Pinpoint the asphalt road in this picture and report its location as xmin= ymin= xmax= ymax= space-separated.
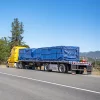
xmin=0 ymin=66 xmax=100 ymax=100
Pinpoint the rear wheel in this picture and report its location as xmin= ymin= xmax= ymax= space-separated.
xmin=58 ymin=64 xmax=66 ymax=73
xmin=87 ymin=71 xmax=91 ymax=75
xmin=80 ymin=71 xmax=84 ymax=74
xmin=44 ymin=63 xmax=49 ymax=71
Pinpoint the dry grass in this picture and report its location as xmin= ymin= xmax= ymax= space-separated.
xmin=92 ymin=68 xmax=100 ymax=75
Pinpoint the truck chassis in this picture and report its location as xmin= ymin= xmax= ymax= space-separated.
xmin=14 ymin=60 xmax=92 ymax=74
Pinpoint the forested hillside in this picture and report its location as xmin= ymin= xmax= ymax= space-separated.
xmin=80 ymin=51 xmax=100 ymax=59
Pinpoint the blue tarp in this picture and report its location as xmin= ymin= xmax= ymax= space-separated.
xmin=19 ymin=46 xmax=79 ymax=61
xmin=19 ymin=48 xmax=36 ymax=60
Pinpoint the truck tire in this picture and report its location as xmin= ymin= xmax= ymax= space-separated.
xmin=80 ymin=71 xmax=84 ymax=74
xmin=87 ymin=71 xmax=91 ymax=75
xmin=16 ymin=63 xmax=20 ymax=68
xmin=14 ymin=63 xmax=18 ymax=68
xmin=44 ymin=63 xmax=49 ymax=71
xmin=58 ymin=64 xmax=66 ymax=73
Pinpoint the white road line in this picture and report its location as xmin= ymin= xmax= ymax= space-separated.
xmin=0 ymin=72 xmax=100 ymax=94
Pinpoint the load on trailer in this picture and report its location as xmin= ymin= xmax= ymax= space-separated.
xmin=7 ymin=46 xmax=92 ymax=74
xmin=19 ymin=46 xmax=79 ymax=61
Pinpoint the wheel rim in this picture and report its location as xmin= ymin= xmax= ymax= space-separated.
xmin=45 ymin=64 xmax=49 ymax=71
xmin=14 ymin=63 xmax=17 ymax=68
xmin=59 ymin=65 xmax=65 ymax=72
xmin=19 ymin=64 xmax=22 ymax=69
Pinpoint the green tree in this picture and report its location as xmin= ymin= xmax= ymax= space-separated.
xmin=0 ymin=18 xmax=29 ymax=64
xmin=0 ymin=37 xmax=10 ymax=64
xmin=10 ymin=18 xmax=24 ymax=49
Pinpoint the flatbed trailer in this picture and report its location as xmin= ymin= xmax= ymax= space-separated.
xmin=16 ymin=60 xmax=92 ymax=74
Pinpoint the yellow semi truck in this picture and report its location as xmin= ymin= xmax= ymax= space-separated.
xmin=7 ymin=46 xmax=92 ymax=74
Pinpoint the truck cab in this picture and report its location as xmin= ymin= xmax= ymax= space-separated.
xmin=7 ymin=46 xmax=26 ymax=67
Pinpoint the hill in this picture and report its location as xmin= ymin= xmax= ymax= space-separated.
xmin=80 ymin=51 xmax=100 ymax=60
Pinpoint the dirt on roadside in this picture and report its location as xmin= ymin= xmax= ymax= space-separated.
xmin=92 ymin=68 xmax=100 ymax=75
xmin=0 ymin=65 xmax=6 ymax=68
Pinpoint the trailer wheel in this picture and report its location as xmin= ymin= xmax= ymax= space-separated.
xmin=58 ymin=64 xmax=66 ymax=73
xmin=19 ymin=63 xmax=22 ymax=69
xmin=44 ymin=63 xmax=49 ymax=71
xmin=87 ymin=71 xmax=91 ymax=75
xmin=80 ymin=71 xmax=84 ymax=74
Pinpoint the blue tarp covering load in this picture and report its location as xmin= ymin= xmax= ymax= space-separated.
xmin=19 ymin=46 xmax=79 ymax=61
xmin=19 ymin=48 xmax=36 ymax=60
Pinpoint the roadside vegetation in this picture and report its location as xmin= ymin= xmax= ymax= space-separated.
xmin=92 ymin=60 xmax=100 ymax=75
xmin=0 ymin=18 xmax=29 ymax=64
